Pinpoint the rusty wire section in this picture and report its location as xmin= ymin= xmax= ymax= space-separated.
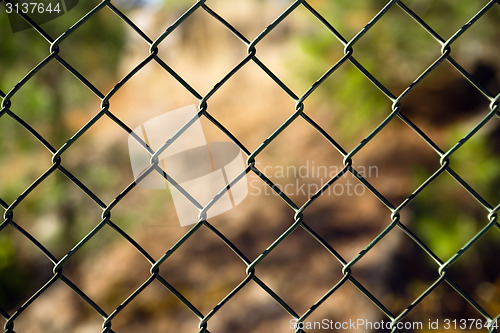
xmin=1 ymin=0 xmax=500 ymax=332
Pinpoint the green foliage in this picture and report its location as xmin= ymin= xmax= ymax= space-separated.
xmin=296 ymin=1 xmax=499 ymax=139
xmin=0 ymin=2 xmax=128 ymax=310
xmin=410 ymin=126 xmax=500 ymax=261
xmin=448 ymin=127 xmax=500 ymax=199
xmin=295 ymin=0 xmax=500 ymax=293
xmin=0 ymin=1 xmax=127 ymax=165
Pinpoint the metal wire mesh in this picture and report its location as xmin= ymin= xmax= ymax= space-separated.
xmin=1 ymin=0 xmax=499 ymax=332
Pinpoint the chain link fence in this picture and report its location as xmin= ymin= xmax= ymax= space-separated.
xmin=1 ymin=0 xmax=500 ymax=332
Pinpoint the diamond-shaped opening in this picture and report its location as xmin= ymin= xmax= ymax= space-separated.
xmin=302 ymin=172 xmax=392 ymax=263
xmin=0 ymin=116 xmax=54 ymax=205
xmin=0 ymin=15 xmax=48 ymax=91
xmin=107 ymin=183 xmax=183 ymax=252
xmin=402 ymin=0 xmax=491 ymax=39
xmin=158 ymin=225 xmax=248 ymax=314
xmin=446 ymin=226 xmax=500 ymax=317
xmin=58 ymin=113 xmax=134 ymax=204
xmin=352 ymin=3 xmax=443 ymax=95
xmin=447 ymin=115 xmax=500 ymax=205
xmin=111 ymin=278 xmax=201 ymax=332
xmin=350 ymin=227 xmax=441 ymax=316
xmin=405 ymin=171 xmax=490 ymax=261
xmin=9 ymin=279 xmax=103 ymax=333
xmin=254 ymin=115 xmax=345 ymax=207
xmin=209 ymin=177 xmax=295 ymax=262
xmin=254 ymin=225 xmax=345 ymax=315
xmin=107 ymin=60 xmax=200 ymax=130
xmin=403 ymin=281 xmax=495 ymax=333
xmin=255 ymin=3 xmax=346 ymax=96
xmin=6 ymin=58 xmax=102 ymax=149
xmin=351 ymin=116 xmax=442 ymax=207
xmin=0 ymin=223 xmax=55 ymax=313
xmin=304 ymin=60 xmax=393 ymax=152
xmin=10 ymin=170 xmax=103 ymax=259
xmin=63 ymin=224 xmax=153 ymax=314
xmin=400 ymin=61 xmax=493 ymax=149
xmin=297 ymin=281 xmax=388 ymax=333
xmin=207 ymin=280 xmax=292 ymax=333
xmin=447 ymin=4 xmax=500 ymax=95
xmin=55 ymin=4 xmax=137 ymax=92
xmin=207 ymin=0 xmax=295 ymax=41
xmin=155 ymin=6 xmax=249 ymax=96
xmin=207 ymin=60 xmax=296 ymax=151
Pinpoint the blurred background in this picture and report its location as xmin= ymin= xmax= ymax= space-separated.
xmin=1 ymin=0 xmax=499 ymax=332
